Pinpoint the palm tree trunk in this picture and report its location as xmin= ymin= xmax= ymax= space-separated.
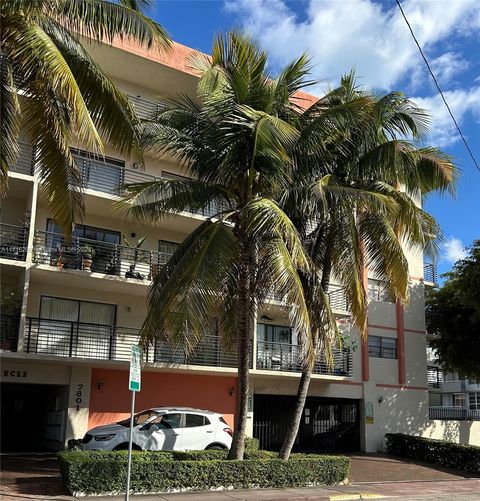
xmin=278 ymin=362 xmax=313 ymax=459
xmin=228 ymin=246 xmax=253 ymax=460
xmin=278 ymin=236 xmax=334 ymax=460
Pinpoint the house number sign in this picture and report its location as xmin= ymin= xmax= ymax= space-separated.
xmin=76 ymin=384 xmax=83 ymax=411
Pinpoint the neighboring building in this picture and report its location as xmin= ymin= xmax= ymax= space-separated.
xmin=0 ymin=38 xmax=436 ymax=453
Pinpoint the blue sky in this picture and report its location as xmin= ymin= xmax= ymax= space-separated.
xmin=150 ymin=0 xmax=479 ymax=276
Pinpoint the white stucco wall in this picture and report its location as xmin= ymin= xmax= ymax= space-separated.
xmin=422 ymin=420 xmax=480 ymax=447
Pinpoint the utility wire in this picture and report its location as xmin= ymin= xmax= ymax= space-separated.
xmin=395 ymin=0 xmax=480 ymax=174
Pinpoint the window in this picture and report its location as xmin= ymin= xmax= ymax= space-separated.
xmin=469 ymin=393 xmax=480 ymax=410
xmin=160 ymin=413 xmax=182 ymax=429
xmin=257 ymin=324 xmax=293 ymax=345
xmin=185 ymin=414 xmax=210 ymax=427
xmin=368 ymin=336 xmax=397 ymax=359
xmin=367 ymin=279 xmax=394 ymax=303
xmin=454 ymin=394 xmax=466 ymax=408
xmin=158 ymin=240 xmax=179 ymax=266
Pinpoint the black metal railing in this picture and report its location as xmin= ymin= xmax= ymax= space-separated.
xmin=427 ymin=365 xmax=443 ymax=388
xmin=24 ymin=318 xmax=241 ymax=368
xmin=153 ymin=337 xmax=240 ymax=368
xmin=424 ymin=262 xmax=437 ymax=284
xmin=0 ymin=314 xmax=20 ymax=351
xmin=127 ymin=95 xmax=166 ymax=120
xmin=33 ymin=230 xmax=167 ymax=280
xmin=9 ymin=141 xmax=35 ymax=176
xmin=429 ymin=407 xmax=480 ymax=421
xmin=0 ymin=223 xmax=28 ymax=261
xmin=256 ymin=341 xmax=352 ymax=377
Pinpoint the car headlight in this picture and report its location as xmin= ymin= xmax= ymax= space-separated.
xmin=94 ymin=434 xmax=116 ymax=442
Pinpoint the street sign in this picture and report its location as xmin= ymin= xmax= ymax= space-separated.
xmin=125 ymin=345 xmax=141 ymax=501
xmin=129 ymin=345 xmax=141 ymax=392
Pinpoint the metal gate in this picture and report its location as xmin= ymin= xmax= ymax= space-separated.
xmin=253 ymin=394 xmax=360 ymax=452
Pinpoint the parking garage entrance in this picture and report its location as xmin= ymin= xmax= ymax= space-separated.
xmin=0 ymin=382 xmax=69 ymax=451
xmin=253 ymin=394 xmax=361 ymax=452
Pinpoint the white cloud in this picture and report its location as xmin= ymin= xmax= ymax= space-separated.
xmin=430 ymin=52 xmax=469 ymax=85
xmin=225 ymin=0 xmax=479 ymax=91
xmin=441 ymin=236 xmax=467 ymax=264
xmin=412 ymin=87 xmax=480 ymax=147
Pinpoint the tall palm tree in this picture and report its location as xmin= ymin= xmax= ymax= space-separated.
xmin=1 ymin=0 xmax=170 ymax=236
xmin=119 ymin=32 xmax=354 ymax=460
xmin=277 ymin=73 xmax=457 ymax=459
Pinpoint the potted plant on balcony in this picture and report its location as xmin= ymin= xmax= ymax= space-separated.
xmin=122 ymin=235 xmax=147 ymax=279
xmin=80 ymin=245 xmax=95 ymax=272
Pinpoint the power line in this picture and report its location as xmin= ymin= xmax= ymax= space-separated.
xmin=395 ymin=0 xmax=480 ymax=174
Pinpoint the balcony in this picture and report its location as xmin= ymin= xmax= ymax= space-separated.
xmin=127 ymin=95 xmax=166 ymax=120
xmin=9 ymin=141 xmax=35 ymax=176
xmin=427 ymin=365 xmax=443 ymax=388
xmin=0 ymin=223 xmax=28 ymax=261
xmin=33 ymin=230 xmax=166 ymax=281
xmin=256 ymin=341 xmax=352 ymax=377
xmin=429 ymin=406 xmax=480 ymax=421
xmin=24 ymin=318 xmax=239 ymax=369
xmin=0 ymin=314 xmax=20 ymax=351
xmin=423 ymin=262 xmax=437 ymax=285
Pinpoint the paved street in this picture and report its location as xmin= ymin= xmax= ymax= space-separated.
xmin=1 ymin=453 xmax=479 ymax=501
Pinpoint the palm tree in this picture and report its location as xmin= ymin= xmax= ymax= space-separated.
xmin=1 ymin=0 xmax=170 ymax=236
xmin=119 ymin=32 xmax=349 ymax=459
xmin=277 ymin=73 xmax=457 ymax=459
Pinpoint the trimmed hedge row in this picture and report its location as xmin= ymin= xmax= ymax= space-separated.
xmin=385 ymin=433 xmax=480 ymax=473
xmin=58 ymin=450 xmax=350 ymax=495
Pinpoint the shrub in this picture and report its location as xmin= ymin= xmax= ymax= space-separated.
xmin=58 ymin=450 xmax=350 ymax=495
xmin=385 ymin=433 xmax=480 ymax=473
xmin=244 ymin=436 xmax=260 ymax=451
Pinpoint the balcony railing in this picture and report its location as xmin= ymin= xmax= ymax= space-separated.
xmin=424 ymin=262 xmax=437 ymax=285
xmin=427 ymin=365 xmax=443 ymax=388
xmin=24 ymin=318 xmax=240 ymax=368
xmin=256 ymin=340 xmax=352 ymax=377
xmin=9 ymin=141 xmax=35 ymax=176
xmin=0 ymin=223 xmax=28 ymax=261
xmin=0 ymin=314 xmax=20 ymax=351
xmin=33 ymin=230 xmax=167 ymax=280
xmin=127 ymin=95 xmax=166 ymax=120
xmin=429 ymin=406 xmax=480 ymax=421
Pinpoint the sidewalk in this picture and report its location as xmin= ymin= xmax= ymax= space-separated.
xmin=84 ymin=479 xmax=480 ymax=501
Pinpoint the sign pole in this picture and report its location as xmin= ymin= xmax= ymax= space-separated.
xmin=125 ymin=345 xmax=141 ymax=501
xmin=125 ymin=389 xmax=136 ymax=501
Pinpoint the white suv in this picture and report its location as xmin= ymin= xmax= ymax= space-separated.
xmin=80 ymin=407 xmax=233 ymax=451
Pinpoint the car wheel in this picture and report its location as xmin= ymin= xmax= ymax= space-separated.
xmin=206 ymin=444 xmax=226 ymax=450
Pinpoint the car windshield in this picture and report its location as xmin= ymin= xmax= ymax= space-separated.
xmin=117 ymin=410 xmax=159 ymax=427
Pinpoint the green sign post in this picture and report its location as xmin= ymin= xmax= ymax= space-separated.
xmin=125 ymin=345 xmax=141 ymax=501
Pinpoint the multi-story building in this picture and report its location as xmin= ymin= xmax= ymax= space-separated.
xmin=0 ymin=38 xmax=437 ymax=453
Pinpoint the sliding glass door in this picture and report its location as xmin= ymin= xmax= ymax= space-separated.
xmin=37 ymin=297 xmax=116 ymax=359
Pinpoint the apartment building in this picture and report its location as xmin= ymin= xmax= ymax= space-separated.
xmin=0 ymin=38 xmax=436 ymax=453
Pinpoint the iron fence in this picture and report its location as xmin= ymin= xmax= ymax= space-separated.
xmin=256 ymin=340 xmax=352 ymax=377
xmin=429 ymin=406 xmax=480 ymax=421
xmin=0 ymin=223 xmax=28 ymax=261
xmin=33 ymin=230 xmax=166 ymax=280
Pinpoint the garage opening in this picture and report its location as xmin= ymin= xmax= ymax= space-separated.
xmin=0 ymin=383 xmax=68 ymax=452
xmin=253 ymin=394 xmax=360 ymax=452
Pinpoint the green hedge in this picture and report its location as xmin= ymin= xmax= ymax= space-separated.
xmin=385 ymin=433 xmax=480 ymax=473
xmin=58 ymin=450 xmax=350 ymax=495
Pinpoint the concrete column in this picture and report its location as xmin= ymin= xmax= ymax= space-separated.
xmin=65 ymin=366 xmax=92 ymax=446
xmin=361 ymin=380 xmax=378 ymax=452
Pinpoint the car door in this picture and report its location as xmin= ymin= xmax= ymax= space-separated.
xmin=180 ymin=413 xmax=215 ymax=450
xmin=140 ymin=413 xmax=182 ymax=451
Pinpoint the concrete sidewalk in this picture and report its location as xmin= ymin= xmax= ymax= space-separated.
xmin=84 ymin=479 xmax=480 ymax=501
